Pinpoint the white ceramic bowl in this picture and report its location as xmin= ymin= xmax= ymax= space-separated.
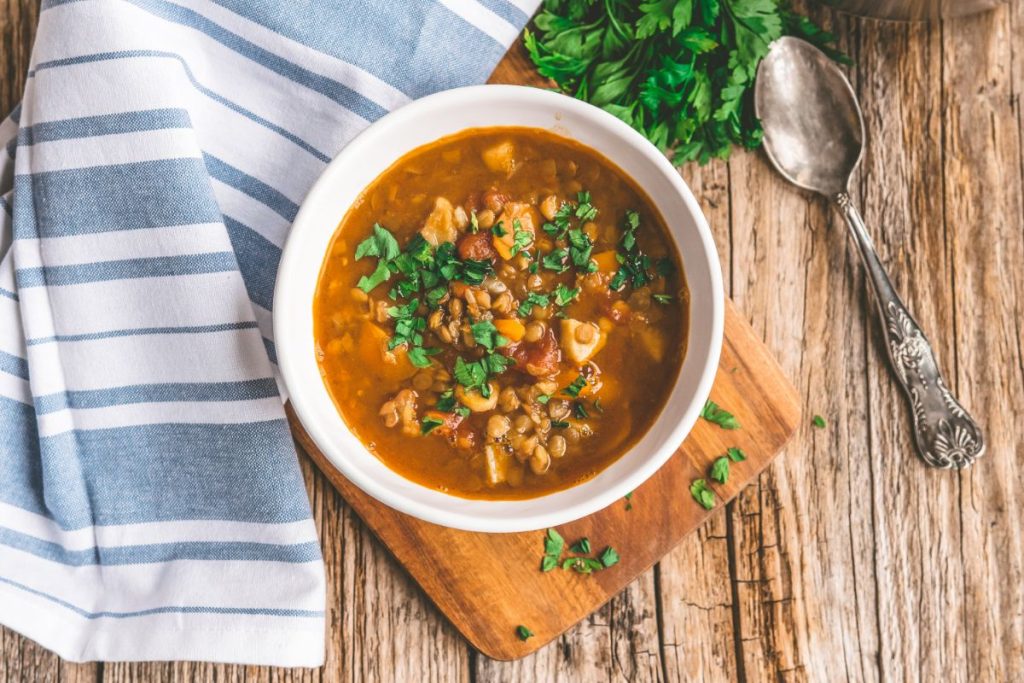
xmin=275 ymin=85 xmax=723 ymax=533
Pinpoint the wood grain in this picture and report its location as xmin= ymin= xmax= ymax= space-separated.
xmin=288 ymin=298 xmax=801 ymax=661
xmin=3 ymin=0 xmax=1024 ymax=680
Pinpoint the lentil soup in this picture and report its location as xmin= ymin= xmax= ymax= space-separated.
xmin=313 ymin=127 xmax=688 ymax=499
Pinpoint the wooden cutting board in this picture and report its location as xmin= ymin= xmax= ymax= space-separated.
xmin=285 ymin=43 xmax=800 ymax=661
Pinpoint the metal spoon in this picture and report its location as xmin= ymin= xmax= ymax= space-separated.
xmin=754 ymin=36 xmax=984 ymax=469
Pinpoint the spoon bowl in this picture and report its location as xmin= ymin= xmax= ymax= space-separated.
xmin=755 ymin=36 xmax=864 ymax=198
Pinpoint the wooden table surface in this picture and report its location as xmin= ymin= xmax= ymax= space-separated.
xmin=2 ymin=1 xmax=1022 ymax=681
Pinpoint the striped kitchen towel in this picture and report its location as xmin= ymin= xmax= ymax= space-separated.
xmin=0 ymin=0 xmax=538 ymax=666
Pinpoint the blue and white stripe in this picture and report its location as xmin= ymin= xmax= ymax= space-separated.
xmin=0 ymin=0 xmax=537 ymax=665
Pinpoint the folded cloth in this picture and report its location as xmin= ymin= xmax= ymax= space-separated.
xmin=0 ymin=0 xmax=538 ymax=666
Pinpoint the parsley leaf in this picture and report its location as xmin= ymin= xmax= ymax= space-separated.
xmin=727 ymin=446 xmax=746 ymax=462
xmin=518 ymin=292 xmax=550 ymax=317
xmin=421 ymin=415 xmax=445 ymax=435
xmin=700 ymin=400 xmax=739 ymax=429
xmin=812 ymin=414 xmax=827 ymax=429
xmin=710 ymin=456 xmax=730 ymax=483
xmin=570 ymin=538 xmax=591 ymax=554
xmin=563 ymin=374 xmax=587 ymax=397
xmin=492 ymin=221 xmax=507 ymax=237
xmin=653 ymin=293 xmax=674 ymax=304
xmin=544 ymin=528 xmax=564 ymax=557
xmin=599 ymin=546 xmax=620 ymax=568
xmin=690 ymin=478 xmax=716 ymax=510
xmin=516 ymin=625 xmax=534 ymax=641
xmin=470 ymin=320 xmax=509 ymax=352
xmin=553 ymin=284 xmax=580 ymax=307
xmin=354 ymin=223 xmax=400 ymax=261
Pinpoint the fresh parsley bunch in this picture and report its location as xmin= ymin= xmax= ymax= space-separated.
xmin=524 ymin=0 xmax=846 ymax=164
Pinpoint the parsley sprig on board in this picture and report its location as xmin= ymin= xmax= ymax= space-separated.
xmin=524 ymin=0 xmax=846 ymax=164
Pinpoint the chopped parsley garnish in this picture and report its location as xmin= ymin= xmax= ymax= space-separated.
xmin=573 ymin=401 xmax=588 ymax=419
xmin=569 ymin=537 xmax=591 ymax=554
xmin=610 ymin=211 xmax=654 ymax=291
xmin=406 ymin=346 xmax=440 ymax=368
xmin=540 ymin=528 xmax=620 ymax=577
xmin=710 ymin=456 xmax=730 ymax=484
xmin=536 ymin=394 xmax=552 ymax=405
xmin=518 ymin=292 xmax=550 ymax=317
xmin=421 ymin=416 xmax=444 ymax=435
xmin=540 ymin=528 xmax=564 ymax=571
xmin=510 ymin=219 xmax=532 ymax=257
xmin=551 ymin=420 xmax=570 ymax=429
xmin=690 ymin=479 xmax=715 ymax=510
xmin=652 ymin=293 xmax=673 ymax=304
xmin=727 ymin=447 xmax=746 ymax=462
xmin=575 ymin=191 xmax=598 ymax=222
xmin=356 ymin=260 xmax=392 ymax=293
xmin=621 ymin=210 xmax=639 ymax=251
xmin=542 ymin=202 xmax=574 ymax=239
xmin=655 ymin=257 xmax=675 ymax=277
xmin=624 ymin=491 xmax=633 ymax=511
xmin=470 ymin=320 xmax=509 ymax=352
xmin=567 ymin=228 xmax=596 ymax=271
xmin=454 ymin=353 xmax=513 ymax=398
xmin=599 ymin=546 xmax=620 ymax=568
xmin=469 ymin=210 xmax=479 ymax=233
xmin=553 ymin=284 xmax=580 ymax=307
xmin=701 ymin=400 xmax=739 ymax=429
xmin=812 ymin=415 xmax=827 ymax=429
xmin=562 ymin=374 xmax=587 ymax=397
xmin=436 ymin=390 xmax=457 ymax=412
xmin=354 ymin=223 xmax=400 ymax=261
xmin=491 ymin=221 xmax=507 ymax=237
xmin=516 ymin=625 xmax=534 ymax=641
xmin=542 ymin=247 xmax=569 ymax=273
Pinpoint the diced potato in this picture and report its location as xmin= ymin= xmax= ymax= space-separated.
xmin=492 ymin=202 xmax=539 ymax=260
xmin=636 ymin=327 xmax=667 ymax=362
xmin=494 ymin=318 xmax=526 ymax=342
xmin=560 ymin=318 xmax=606 ymax=364
xmin=358 ymin=323 xmax=417 ymax=382
xmin=456 ymin=382 xmax=499 ymax=412
xmin=420 ymin=197 xmax=458 ymax=246
xmin=481 ymin=140 xmax=517 ymax=177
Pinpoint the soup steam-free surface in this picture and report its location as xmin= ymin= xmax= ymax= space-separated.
xmin=314 ymin=127 xmax=687 ymax=499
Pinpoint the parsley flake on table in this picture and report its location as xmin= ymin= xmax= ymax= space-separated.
xmin=812 ymin=414 xmax=827 ymax=429
xmin=624 ymin=490 xmax=634 ymax=511
xmin=599 ymin=546 xmax=620 ymax=568
xmin=727 ymin=447 xmax=746 ymax=462
xmin=701 ymin=400 xmax=740 ymax=429
xmin=523 ymin=0 xmax=846 ymax=164
xmin=710 ymin=456 xmax=730 ymax=484
xmin=569 ymin=537 xmax=591 ymax=554
xmin=690 ymin=478 xmax=716 ymax=510
xmin=516 ymin=625 xmax=534 ymax=641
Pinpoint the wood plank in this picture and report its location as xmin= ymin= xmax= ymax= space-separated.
xmin=856 ymin=13 xmax=966 ymax=683
xmin=942 ymin=4 xmax=1024 ymax=680
xmin=723 ymin=5 xmax=885 ymax=680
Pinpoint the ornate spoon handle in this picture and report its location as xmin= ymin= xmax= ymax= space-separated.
xmin=835 ymin=192 xmax=985 ymax=468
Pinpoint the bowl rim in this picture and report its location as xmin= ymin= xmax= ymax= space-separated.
xmin=275 ymin=84 xmax=724 ymax=533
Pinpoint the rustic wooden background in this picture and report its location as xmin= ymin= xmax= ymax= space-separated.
xmin=2 ymin=1 xmax=1022 ymax=681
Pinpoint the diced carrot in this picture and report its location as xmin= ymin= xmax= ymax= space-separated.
xmin=593 ymin=250 xmax=618 ymax=273
xmin=450 ymin=281 xmax=468 ymax=297
xmin=492 ymin=233 xmax=514 ymax=260
xmin=494 ymin=318 xmax=526 ymax=342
